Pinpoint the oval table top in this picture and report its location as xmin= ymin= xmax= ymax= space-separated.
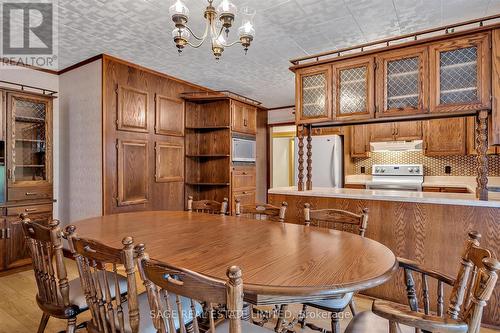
xmin=72 ymin=211 xmax=397 ymax=304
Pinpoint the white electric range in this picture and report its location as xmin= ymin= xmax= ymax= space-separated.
xmin=365 ymin=164 xmax=424 ymax=192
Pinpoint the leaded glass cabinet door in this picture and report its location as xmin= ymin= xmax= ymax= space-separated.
xmin=7 ymin=93 xmax=52 ymax=187
xmin=430 ymin=33 xmax=490 ymax=113
xmin=296 ymin=66 xmax=332 ymax=124
xmin=376 ymin=47 xmax=428 ymax=116
xmin=333 ymin=57 xmax=374 ymax=120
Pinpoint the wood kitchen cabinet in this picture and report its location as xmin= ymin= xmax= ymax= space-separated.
xmin=332 ymin=57 xmax=375 ymax=120
xmin=296 ymin=65 xmax=332 ymax=124
xmin=6 ymin=92 xmax=53 ymax=201
xmin=369 ymin=121 xmax=422 ymax=142
xmin=423 ymin=117 xmax=467 ymax=156
xmin=232 ymin=100 xmax=256 ymax=135
xmin=429 ymin=33 xmax=491 ymax=113
xmin=232 ymin=190 xmax=256 ymax=213
xmin=350 ymin=125 xmax=370 ymax=157
xmin=376 ymin=47 xmax=428 ymax=116
xmin=231 ymin=166 xmax=256 ymax=213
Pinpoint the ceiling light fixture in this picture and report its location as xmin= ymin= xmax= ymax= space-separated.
xmin=169 ymin=0 xmax=255 ymax=60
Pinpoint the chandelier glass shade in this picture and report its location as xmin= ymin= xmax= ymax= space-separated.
xmin=169 ymin=0 xmax=255 ymax=60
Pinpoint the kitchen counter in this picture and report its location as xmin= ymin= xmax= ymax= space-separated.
xmin=268 ymin=185 xmax=500 ymax=208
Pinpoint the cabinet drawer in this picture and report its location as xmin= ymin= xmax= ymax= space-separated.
xmin=7 ymin=204 xmax=53 ymax=217
xmin=344 ymin=184 xmax=366 ymax=189
xmin=232 ymin=190 xmax=256 ymax=212
xmin=8 ymin=186 xmax=52 ymax=201
xmin=232 ymin=166 xmax=256 ymax=190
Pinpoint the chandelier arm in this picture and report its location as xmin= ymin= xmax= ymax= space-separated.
xmin=221 ymin=39 xmax=242 ymax=48
xmin=186 ymin=39 xmax=206 ymax=48
xmin=184 ymin=22 xmax=209 ymax=41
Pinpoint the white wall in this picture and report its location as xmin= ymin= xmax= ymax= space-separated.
xmin=0 ymin=64 xmax=60 ymax=218
xmin=59 ymin=60 xmax=102 ymax=223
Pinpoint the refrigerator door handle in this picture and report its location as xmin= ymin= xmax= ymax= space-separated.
xmin=331 ymin=141 xmax=336 ymax=187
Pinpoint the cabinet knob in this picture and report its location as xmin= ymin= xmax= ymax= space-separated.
xmin=25 ymin=192 xmax=38 ymax=196
xmin=25 ymin=208 xmax=38 ymax=212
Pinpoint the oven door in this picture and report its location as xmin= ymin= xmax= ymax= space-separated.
xmin=366 ymin=182 xmax=422 ymax=192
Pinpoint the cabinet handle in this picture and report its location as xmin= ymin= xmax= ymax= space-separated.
xmin=244 ymin=119 xmax=248 ymax=127
xmin=242 ymin=172 xmax=247 ymax=175
xmin=6 ymin=228 xmax=10 ymax=239
xmin=242 ymin=191 xmax=247 ymax=194
xmin=25 ymin=208 xmax=38 ymax=212
xmin=25 ymin=192 xmax=38 ymax=196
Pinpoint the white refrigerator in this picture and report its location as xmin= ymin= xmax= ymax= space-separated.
xmin=294 ymin=135 xmax=344 ymax=188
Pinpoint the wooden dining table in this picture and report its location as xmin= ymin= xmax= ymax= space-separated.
xmin=72 ymin=211 xmax=398 ymax=305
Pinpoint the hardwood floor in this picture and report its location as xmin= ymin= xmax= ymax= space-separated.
xmin=0 ymin=261 xmax=497 ymax=333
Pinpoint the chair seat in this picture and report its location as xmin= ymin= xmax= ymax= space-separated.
xmin=216 ymin=319 xmax=273 ymax=333
xmin=345 ymin=311 xmax=415 ymax=333
xmin=121 ymin=292 xmax=203 ymax=332
xmin=305 ymin=292 xmax=354 ymax=311
xmin=66 ymin=272 xmax=128 ymax=310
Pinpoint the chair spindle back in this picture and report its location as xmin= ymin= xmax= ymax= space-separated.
xmin=303 ymin=203 xmax=369 ymax=236
xmin=235 ymin=200 xmax=288 ymax=222
xmin=135 ymin=244 xmax=243 ymax=333
xmin=399 ymin=231 xmax=499 ymax=333
xmin=21 ymin=215 xmax=73 ymax=312
xmin=187 ymin=196 xmax=229 ymax=215
xmin=65 ymin=225 xmax=139 ymax=333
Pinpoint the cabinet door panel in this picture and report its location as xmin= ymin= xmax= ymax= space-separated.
xmin=117 ymin=139 xmax=149 ymax=206
xmin=424 ymin=118 xmax=466 ymax=156
xmin=155 ymin=95 xmax=184 ymax=136
xmin=370 ymin=123 xmax=395 ymax=142
xmin=231 ymin=102 xmax=245 ymax=133
xmin=155 ymin=142 xmax=184 ymax=182
xmin=395 ymin=121 xmax=422 ymax=141
xmin=333 ymin=57 xmax=374 ymax=120
xmin=296 ymin=66 xmax=332 ymax=124
xmin=376 ymin=47 xmax=428 ymax=116
xmin=117 ymin=85 xmax=148 ymax=133
xmin=430 ymin=33 xmax=490 ymax=113
xmin=5 ymin=218 xmax=31 ymax=269
xmin=7 ymin=93 xmax=52 ymax=188
xmin=350 ymin=125 xmax=370 ymax=157
xmin=244 ymin=106 xmax=257 ymax=134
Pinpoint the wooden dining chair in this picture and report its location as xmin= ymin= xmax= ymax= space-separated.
xmin=21 ymin=215 xmax=89 ymax=333
xmin=345 ymin=231 xmax=500 ymax=333
xmin=298 ymin=203 xmax=369 ymax=333
xmin=65 ymin=226 xmax=141 ymax=333
xmin=235 ymin=200 xmax=288 ymax=222
xmin=135 ymin=243 xmax=272 ymax=333
xmin=187 ymin=196 xmax=229 ymax=215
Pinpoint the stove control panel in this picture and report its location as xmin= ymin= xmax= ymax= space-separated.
xmin=372 ymin=164 xmax=423 ymax=176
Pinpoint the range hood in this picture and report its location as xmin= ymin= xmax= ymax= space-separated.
xmin=370 ymin=140 xmax=423 ymax=152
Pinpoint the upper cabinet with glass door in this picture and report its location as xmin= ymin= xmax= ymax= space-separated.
xmin=332 ymin=57 xmax=375 ymax=121
xmin=429 ymin=33 xmax=490 ymax=113
xmin=7 ymin=93 xmax=52 ymax=190
xmin=296 ymin=65 xmax=332 ymax=124
xmin=376 ymin=47 xmax=428 ymax=116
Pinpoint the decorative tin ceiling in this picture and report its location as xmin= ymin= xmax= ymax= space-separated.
xmin=55 ymin=0 xmax=500 ymax=107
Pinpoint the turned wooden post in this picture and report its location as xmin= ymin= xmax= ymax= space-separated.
xmin=475 ymin=110 xmax=489 ymax=200
xmin=297 ymin=125 xmax=305 ymax=191
xmin=227 ymin=266 xmax=243 ymax=333
xmin=306 ymin=124 xmax=313 ymax=191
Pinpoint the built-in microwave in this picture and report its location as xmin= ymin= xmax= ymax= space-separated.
xmin=232 ymin=137 xmax=256 ymax=163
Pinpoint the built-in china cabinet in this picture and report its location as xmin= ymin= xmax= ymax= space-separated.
xmin=0 ymin=89 xmax=54 ymax=272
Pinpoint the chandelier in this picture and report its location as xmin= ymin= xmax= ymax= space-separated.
xmin=169 ymin=0 xmax=255 ymax=60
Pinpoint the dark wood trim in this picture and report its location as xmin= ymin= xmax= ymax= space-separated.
xmin=0 ymin=57 xmax=58 ymax=75
xmin=267 ymin=105 xmax=295 ymax=111
xmin=290 ymin=22 xmax=500 ymax=71
xmin=57 ymin=54 xmax=104 ymax=75
xmin=290 ymin=14 xmax=500 ymax=67
xmin=309 ymin=109 xmax=486 ymax=128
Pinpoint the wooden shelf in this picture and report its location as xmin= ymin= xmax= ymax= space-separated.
xmin=185 ymin=182 xmax=230 ymax=186
xmin=16 ymin=139 xmax=45 ymax=143
xmin=15 ymin=116 xmax=45 ymax=123
xmin=17 ymin=165 xmax=45 ymax=167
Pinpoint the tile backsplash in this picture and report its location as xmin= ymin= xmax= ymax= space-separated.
xmin=353 ymin=151 xmax=500 ymax=176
